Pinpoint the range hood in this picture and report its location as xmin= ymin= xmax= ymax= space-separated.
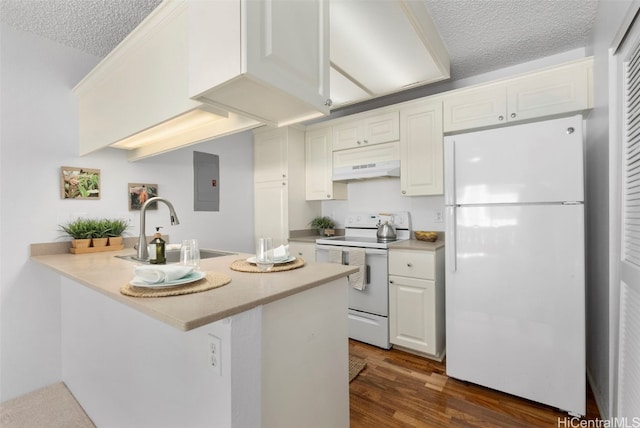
xmin=332 ymin=160 xmax=401 ymax=181
xmin=332 ymin=141 xmax=401 ymax=182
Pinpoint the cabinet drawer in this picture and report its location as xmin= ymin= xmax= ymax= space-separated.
xmin=288 ymin=241 xmax=316 ymax=261
xmin=389 ymin=250 xmax=435 ymax=279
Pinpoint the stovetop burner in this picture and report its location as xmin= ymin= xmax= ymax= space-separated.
xmin=315 ymin=211 xmax=411 ymax=249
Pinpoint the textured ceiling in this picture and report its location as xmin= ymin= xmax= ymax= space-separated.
xmin=424 ymin=0 xmax=598 ymax=79
xmin=0 ymin=0 xmax=598 ymax=80
xmin=0 ymin=0 xmax=163 ymax=58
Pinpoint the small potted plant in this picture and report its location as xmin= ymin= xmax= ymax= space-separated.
xmin=91 ymin=219 xmax=111 ymax=247
xmin=310 ymin=216 xmax=335 ymax=236
xmin=106 ymin=218 xmax=129 ymax=247
xmin=59 ymin=218 xmax=95 ymax=248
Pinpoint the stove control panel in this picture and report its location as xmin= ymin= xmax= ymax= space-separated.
xmin=344 ymin=212 xmax=410 ymax=230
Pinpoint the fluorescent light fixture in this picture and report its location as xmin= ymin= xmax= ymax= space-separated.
xmin=111 ymin=108 xmax=227 ymax=149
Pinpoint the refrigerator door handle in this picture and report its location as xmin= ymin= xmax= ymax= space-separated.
xmin=446 ymin=206 xmax=457 ymax=273
xmin=444 ymin=137 xmax=456 ymax=206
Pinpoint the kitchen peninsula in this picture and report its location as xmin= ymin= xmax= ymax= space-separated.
xmin=31 ymin=245 xmax=357 ymax=428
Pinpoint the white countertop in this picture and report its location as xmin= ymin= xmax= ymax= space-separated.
xmin=31 ymin=246 xmax=356 ymax=332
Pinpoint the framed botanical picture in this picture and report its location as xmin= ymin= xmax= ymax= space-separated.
xmin=61 ymin=167 xmax=101 ymax=199
xmin=129 ymin=183 xmax=158 ymax=210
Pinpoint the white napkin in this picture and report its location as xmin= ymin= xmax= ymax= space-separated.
xmin=133 ymin=265 xmax=195 ymax=284
xmin=328 ymin=248 xmax=343 ymax=264
xmin=347 ymin=248 xmax=366 ymax=291
xmin=272 ymin=244 xmax=290 ymax=261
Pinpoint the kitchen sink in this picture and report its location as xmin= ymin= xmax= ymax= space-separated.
xmin=116 ymin=249 xmax=236 ymax=263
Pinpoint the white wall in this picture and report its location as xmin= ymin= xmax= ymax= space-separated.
xmin=0 ymin=24 xmax=255 ymax=401
xmin=322 ymin=179 xmax=445 ymax=232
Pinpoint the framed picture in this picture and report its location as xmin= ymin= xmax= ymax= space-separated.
xmin=61 ymin=167 xmax=101 ymax=199
xmin=129 ymin=183 xmax=158 ymax=210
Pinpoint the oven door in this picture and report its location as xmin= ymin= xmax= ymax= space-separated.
xmin=316 ymin=245 xmax=389 ymax=317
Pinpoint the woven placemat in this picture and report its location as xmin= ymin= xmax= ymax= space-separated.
xmin=230 ymin=257 xmax=305 ymax=273
xmin=120 ymin=272 xmax=231 ymax=298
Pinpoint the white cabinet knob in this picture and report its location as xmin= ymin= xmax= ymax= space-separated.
xmin=510 ymin=113 xmax=516 ymax=118
xmin=498 ymin=115 xmax=504 ymax=121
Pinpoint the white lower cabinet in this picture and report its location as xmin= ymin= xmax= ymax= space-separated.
xmin=288 ymin=241 xmax=316 ymax=261
xmin=389 ymin=247 xmax=445 ymax=360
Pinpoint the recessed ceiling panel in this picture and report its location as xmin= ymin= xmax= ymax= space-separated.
xmin=330 ymin=0 xmax=449 ymax=101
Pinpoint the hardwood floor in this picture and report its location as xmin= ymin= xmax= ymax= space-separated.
xmin=349 ymin=340 xmax=601 ymax=427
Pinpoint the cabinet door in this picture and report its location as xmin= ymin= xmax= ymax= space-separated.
xmin=333 ymin=111 xmax=399 ymax=151
xmin=254 ymin=180 xmax=288 ymax=244
xmin=363 ymin=111 xmax=399 ymax=145
xmin=443 ymin=84 xmax=507 ymax=133
xmin=506 ymin=63 xmax=589 ymax=122
xmin=190 ymin=0 xmax=330 ymax=126
xmin=245 ymin=0 xmax=330 ymax=119
xmin=400 ymin=100 xmax=444 ymax=196
xmin=389 ymin=275 xmax=436 ymax=355
xmin=254 ymin=128 xmax=287 ymax=182
xmin=332 ymin=120 xmax=363 ymax=151
xmin=305 ymin=128 xmax=347 ymax=200
xmin=288 ymin=241 xmax=316 ymax=261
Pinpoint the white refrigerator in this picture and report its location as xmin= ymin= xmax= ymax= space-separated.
xmin=444 ymin=115 xmax=586 ymax=416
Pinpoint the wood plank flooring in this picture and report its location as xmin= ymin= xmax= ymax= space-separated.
xmin=349 ymin=340 xmax=601 ymax=427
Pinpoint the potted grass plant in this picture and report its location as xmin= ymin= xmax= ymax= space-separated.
xmin=106 ymin=218 xmax=129 ymax=247
xmin=59 ymin=218 xmax=95 ymax=248
xmin=91 ymin=219 xmax=111 ymax=247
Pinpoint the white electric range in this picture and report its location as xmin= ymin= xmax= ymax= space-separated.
xmin=316 ymin=212 xmax=411 ymax=348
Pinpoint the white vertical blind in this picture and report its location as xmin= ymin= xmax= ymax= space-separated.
xmin=625 ymin=38 xmax=640 ymax=268
xmin=618 ymin=282 xmax=640 ymax=417
xmin=618 ymin=21 xmax=640 ymax=419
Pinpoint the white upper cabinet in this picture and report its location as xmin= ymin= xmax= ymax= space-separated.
xmin=189 ymin=0 xmax=330 ymax=127
xmin=400 ymin=100 xmax=443 ymax=196
xmin=443 ymin=57 xmax=593 ymax=133
xmin=332 ymin=111 xmax=400 ymax=151
xmin=305 ymin=127 xmax=347 ymax=201
xmin=254 ymin=129 xmax=288 ymax=183
xmin=254 ymin=126 xmax=320 ymax=243
xmin=74 ymin=0 xmax=329 ymax=160
xmin=74 ymin=2 xmax=261 ymax=160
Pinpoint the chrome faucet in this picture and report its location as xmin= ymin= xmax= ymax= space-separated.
xmin=135 ymin=197 xmax=180 ymax=261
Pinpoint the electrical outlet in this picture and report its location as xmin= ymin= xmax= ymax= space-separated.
xmin=208 ymin=334 xmax=222 ymax=376
xmin=434 ymin=210 xmax=444 ymax=223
